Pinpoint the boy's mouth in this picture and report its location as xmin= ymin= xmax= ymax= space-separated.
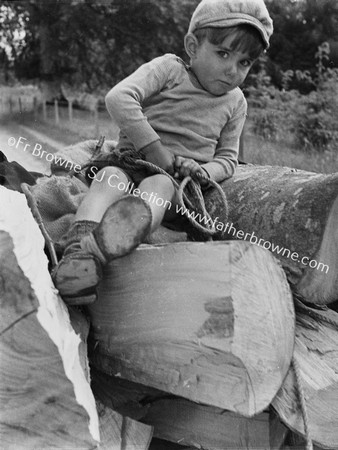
xmin=218 ymin=80 xmax=232 ymax=89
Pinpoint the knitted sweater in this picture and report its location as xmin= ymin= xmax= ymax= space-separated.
xmin=105 ymin=54 xmax=247 ymax=182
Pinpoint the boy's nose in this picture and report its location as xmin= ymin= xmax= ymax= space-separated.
xmin=224 ymin=62 xmax=237 ymax=77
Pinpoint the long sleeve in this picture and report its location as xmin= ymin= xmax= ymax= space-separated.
xmin=201 ymin=95 xmax=247 ymax=182
xmin=105 ymin=54 xmax=248 ymax=179
xmin=105 ymin=55 xmax=174 ymax=151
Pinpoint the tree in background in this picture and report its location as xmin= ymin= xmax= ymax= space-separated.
xmin=1 ymin=0 xmax=198 ymax=95
xmin=1 ymin=0 xmax=337 ymax=95
xmin=266 ymin=0 xmax=338 ymax=91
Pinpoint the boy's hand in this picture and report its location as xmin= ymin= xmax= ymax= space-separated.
xmin=141 ymin=141 xmax=175 ymax=175
xmin=174 ymin=156 xmax=209 ymax=185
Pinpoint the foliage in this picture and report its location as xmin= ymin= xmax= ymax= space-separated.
xmin=265 ymin=0 xmax=338 ymax=91
xmin=1 ymin=0 xmax=338 ymax=157
xmin=2 ymin=0 xmax=338 ymax=97
xmin=1 ymin=0 xmax=198 ymax=92
xmin=293 ymin=68 xmax=338 ymax=151
xmin=247 ymin=42 xmax=338 ymax=152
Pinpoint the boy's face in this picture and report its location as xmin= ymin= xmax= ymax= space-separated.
xmin=188 ymin=33 xmax=255 ymax=96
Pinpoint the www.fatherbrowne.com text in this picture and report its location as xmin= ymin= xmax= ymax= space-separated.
xmin=88 ymin=169 xmax=329 ymax=274
xmin=8 ymin=137 xmax=329 ymax=275
xmin=176 ymin=203 xmax=329 ymax=273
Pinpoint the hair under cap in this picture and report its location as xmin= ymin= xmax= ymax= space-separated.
xmin=188 ymin=0 xmax=273 ymax=49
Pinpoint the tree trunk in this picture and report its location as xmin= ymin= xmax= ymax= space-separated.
xmin=204 ymin=164 xmax=338 ymax=305
xmin=272 ymin=300 xmax=338 ymax=449
xmin=88 ymin=240 xmax=295 ymax=417
xmin=0 ymin=186 xmax=152 ymax=449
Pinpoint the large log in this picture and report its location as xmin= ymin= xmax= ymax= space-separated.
xmin=0 ymin=186 xmax=152 ymax=449
xmin=0 ymin=187 xmax=99 ymax=448
xmin=204 ymin=164 xmax=338 ymax=305
xmin=39 ymin=139 xmax=338 ymax=304
xmin=272 ymin=300 xmax=338 ymax=449
xmin=88 ymin=240 xmax=295 ymax=417
xmin=91 ymin=368 xmax=273 ymax=450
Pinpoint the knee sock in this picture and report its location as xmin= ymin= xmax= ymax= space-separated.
xmin=64 ymin=220 xmax=99 ymax=248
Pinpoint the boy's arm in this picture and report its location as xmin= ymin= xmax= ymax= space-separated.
xmin=141 ymin=140 xmax=175 ymax=175
xmin=201 ymin=96 xmax=247 ymax=183
xmin=105 ymin=55 xmax=173 ymax=153
xmin=105 ymin=55 xmax=177 ymax=173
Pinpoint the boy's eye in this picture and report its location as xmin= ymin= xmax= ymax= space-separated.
xmin=217 ymin=51 xmax=229 ymax=59
xmin=241 ymin=59 xmax=253 ymax=68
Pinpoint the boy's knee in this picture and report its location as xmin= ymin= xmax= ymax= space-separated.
xmin=103 ymin=166 xmax=129 ymax=180
xmin=91 ymin=167 xmax=129 ymax=188
xmin=151 ymin=174 xmax=175 ymax=191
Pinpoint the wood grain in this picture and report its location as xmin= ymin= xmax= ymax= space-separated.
xmin=88 ymin=240 xmax=295 ymax=417
xmin=272 ymin=304 xmax=338 ymax=449
xmin=0 ymin=185 xmax=99 ymax=448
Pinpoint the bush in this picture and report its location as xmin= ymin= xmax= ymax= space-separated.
xmin=251 ymin=111 xmax=279 ymax=141
xmin=246 ymin=46 xmax=338 ymax=152
xmin=294 ymin=70 xmax=338 ymax=151
xmin=295 ymin=109 xmax=337 ymax=151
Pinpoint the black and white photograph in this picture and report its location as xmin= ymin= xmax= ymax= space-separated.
xmin=0 ymin=0 xmax=338 ymax=449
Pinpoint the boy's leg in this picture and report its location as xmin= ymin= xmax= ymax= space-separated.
xmin=60 ymin=166 xmax=129 ymax=251
xmin=137 ymin=174 xmax=188 ymax=243
xmin=76 ymin=166 xmax=128 ymax=222
xmin=59 ymin=166 xmax=130 ymax=252
xmin=53 ymin=167 xmax=152 ymax=304
xmin=137 ymin=174 xmax=176 ymax=231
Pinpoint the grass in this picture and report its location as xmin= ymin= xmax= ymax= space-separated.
xmin=242 ymin=122 xmax=338 ymax=174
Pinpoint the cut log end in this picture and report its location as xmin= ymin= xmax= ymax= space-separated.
xmin=88 ymin=240 xmax=295 ymax=417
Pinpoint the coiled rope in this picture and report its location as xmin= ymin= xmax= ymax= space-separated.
xmin=88 ymin=145 xmax=229 ymax=238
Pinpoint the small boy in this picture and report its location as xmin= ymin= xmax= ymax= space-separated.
xmin=53 ymin=0 xmax=273 ymax=305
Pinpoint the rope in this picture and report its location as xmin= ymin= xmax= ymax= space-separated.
xmin=21 ymin=182 xmax=58 ymax=268
xmin=177 ymin=174 xmax=229 ymax=236
xmin=111 ymin=148 xmax=229 ymax=237
xmin=291 ymin=356 xmax=313 ymax=450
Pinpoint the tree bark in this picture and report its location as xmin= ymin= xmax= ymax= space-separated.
xmin=88 ymin=240 xmax=295 ymax=417
xmin=272 ymin=300 xmax=338 ymax=449
xmin=204 ymin=164 xmax=338 ymax=305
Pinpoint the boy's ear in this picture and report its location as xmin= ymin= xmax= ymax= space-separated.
xmin=184 ymin=33 xmax=199 ymax=59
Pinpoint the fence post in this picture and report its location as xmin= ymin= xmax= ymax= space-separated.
xmin=33 ymin=97 xmax=38 ymax=120
xmin=239 ymin=128 xmax=245 ymax=162
xmin=94 ymin=104 xmax=99 ymax=137
xmin=42 ymin=99 xmax=47 ymax=121
xmin=54 ymin=99 xmax=59 ymax=125
xmin=68 ymin=99 xmax=73 ymax=123
xmin=18 ymin=97 xmax=23 ymax=121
